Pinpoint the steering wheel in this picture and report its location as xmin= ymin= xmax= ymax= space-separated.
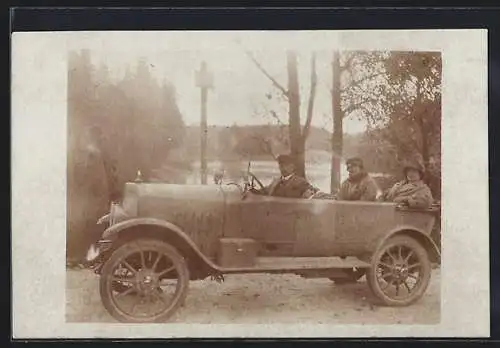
xmin=246 ymin=172 xmax=266 ymax=192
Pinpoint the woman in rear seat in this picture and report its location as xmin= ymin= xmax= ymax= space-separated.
xmin=380 ymin=159 xmax=434 ymax=210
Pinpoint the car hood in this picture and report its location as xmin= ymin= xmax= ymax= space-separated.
xmin=121 ymin=182 xmax=243 ymax=221
xmin=130 ymin=182 xmax=225 ymax=201
xmin=119 ymin=182 xmax=244 ymax=259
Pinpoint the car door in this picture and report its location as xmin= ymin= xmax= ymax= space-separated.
xmin=239 ymin=192 xmax=341 ymax=256
xmin=332 ymin=200 xmax=396 ymax=252
xmin=239 ymin=192 xmax=300 ymax=255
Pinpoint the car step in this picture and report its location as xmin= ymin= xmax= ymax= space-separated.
xmin=220 ymin=256 xmax=371 ymax=274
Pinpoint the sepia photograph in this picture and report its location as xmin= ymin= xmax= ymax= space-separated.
xmin=66 ymin=37 xmax=443 ymax=325
xmin=11 ymin=29 xmax=489 ymax=338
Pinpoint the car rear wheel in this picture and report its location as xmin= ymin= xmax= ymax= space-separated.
xmin=366 ymin=235 xmax=431 ymax=306
xmin=99 ymin=239 xmax=190 ymax=323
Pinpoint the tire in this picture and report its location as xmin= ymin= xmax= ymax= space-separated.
xmin=366 ymin=235 xmax=432 ymax=306
xmin=99 ymin=239 xmax=190 ymax=323
xmin=329 ymin=268 xmax=366 ymax=284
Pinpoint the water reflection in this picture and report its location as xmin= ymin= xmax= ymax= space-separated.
xmin=187 ymin=160 xmax=349 ymax=193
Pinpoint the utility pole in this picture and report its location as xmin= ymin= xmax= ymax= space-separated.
xmin=195 ymin=61 xmax=214 ymax=185
xmin=330 ymin=50 xmax=343 ymax=194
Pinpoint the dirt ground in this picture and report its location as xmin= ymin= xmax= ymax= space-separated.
xmin=66 ymin=267 xmax=440 ymax=324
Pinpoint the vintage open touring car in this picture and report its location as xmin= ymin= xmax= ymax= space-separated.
xmin=85 ymin=168 xmax=441 ymax=323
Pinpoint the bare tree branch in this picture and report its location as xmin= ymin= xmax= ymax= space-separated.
xmin=340 ymin=52 xmax=357 ymax=72
xmin=269 ymin=110 xmax=285 ymax=125
xmin=245 ymin=50 xmax=289 ymax=98
xmin=302 ymin=52 xmax=317 ymax=141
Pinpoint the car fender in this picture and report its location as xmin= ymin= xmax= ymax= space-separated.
xmin=102 ymin=217 xmax=220 ymax=272
xmin=367 ymin=224 xmax=441 ymax=264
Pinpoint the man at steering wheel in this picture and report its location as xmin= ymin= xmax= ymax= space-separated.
xmin=252 ymin=154 xmax=317 ymax=199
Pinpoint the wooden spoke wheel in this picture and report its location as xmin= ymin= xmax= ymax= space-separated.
xmin=99 ymin=239 xmax=190 ymax=323
xmin=367 ymin=235 xmax=432 ymax=306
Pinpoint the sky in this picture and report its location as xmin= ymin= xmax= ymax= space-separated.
xmin=67 ymin=31 xmax=368 ymax=134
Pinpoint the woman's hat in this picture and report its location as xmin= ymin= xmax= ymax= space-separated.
xmin=402 ymin=158 xmax=426 ymax=176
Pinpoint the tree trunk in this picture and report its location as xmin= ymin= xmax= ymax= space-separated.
xmin=286 ymin=51 xmax=305 ymax=178
xmin=415 ymin=82 xmax=430 ymax=171
xmin=330 ymin=51 xmax=343 ymax=193
xmin=419 ymin=117 xmax=430 ymax=171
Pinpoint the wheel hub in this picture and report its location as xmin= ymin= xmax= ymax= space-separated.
xmin=135 ymin=270 xmax=159 ymax=294
xmin=392 ymin=263 xmax=409 ymax=279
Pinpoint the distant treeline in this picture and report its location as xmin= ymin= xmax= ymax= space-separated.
xmin=180 ymin=123 xmax=441 ymax=199
xmin=181 ymin=124 xmax=435 ymax=177
xmin=181 ymin=124 xmax=331 ymax=162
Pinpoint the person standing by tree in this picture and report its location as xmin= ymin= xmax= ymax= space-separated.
xmin=337 ymin=157 xmax=379 ymax=201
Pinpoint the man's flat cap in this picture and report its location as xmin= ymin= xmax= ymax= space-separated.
xmin=346 ymin=157 xmax=364 ymax=168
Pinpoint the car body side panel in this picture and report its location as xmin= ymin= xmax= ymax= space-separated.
xmin=133 ymin=183 xmax=226 ymax=260
xmin=364 ymin=224 xmax=440 ymax=263
xmin=101 ymin=217 xmax=220 ymax=269
xmin=289 ymin=199 xmax=337 ymax=256
xmin=113 ymin=183 xmax=437 ymax=263
xmin=280 ymin=200 xmax=398 ymax=257
xmin=239 ymin=194 xmax=299 ymax=243
xmin=220 ymin=185 xmax=245 ymax=239
xmin=224 ymin=192 xmax=406 ymax=257
xmin=330 ymin=202 xmax=398 ymax=256
xmin=234 ymin=194 xmax=311 ymax=256
xmin=394 ymin=209 xmax=437 ymax=236
xmin=223 ymin=192 xmax=331 ymax=256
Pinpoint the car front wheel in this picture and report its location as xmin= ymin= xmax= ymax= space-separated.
xmin=99 ymin=239 xmax=190 ymax=323
xmin=366 ymin=235 xmax=432 ymax=306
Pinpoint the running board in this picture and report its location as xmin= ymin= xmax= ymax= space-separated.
xmin=218 ymin=256 xmax=371 ymax=274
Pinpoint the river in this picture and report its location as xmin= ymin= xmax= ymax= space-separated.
xmin=185 ymin=160 xmax=350 ymax=193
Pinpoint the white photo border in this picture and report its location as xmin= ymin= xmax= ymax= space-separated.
xmin=11 ymin=29 xmax=489 ymax=338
